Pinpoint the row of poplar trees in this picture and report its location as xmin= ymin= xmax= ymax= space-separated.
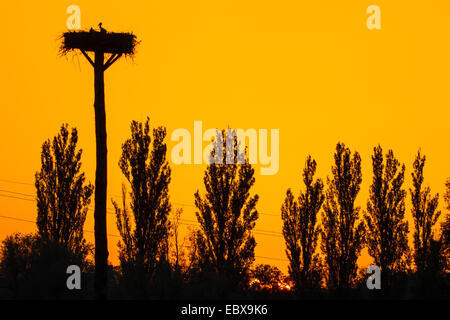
xmin=19 ymin=118 xmax=450 ymax=297
xmin=282 ymin=145 xmax=448 ymax=294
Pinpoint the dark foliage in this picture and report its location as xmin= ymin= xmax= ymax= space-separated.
xmin=2 ymin=135 xmax=450 ymax=299
xmin=321 ymin=143 xmax=365 ymax=291
xmin=192 ymin=129 xmax=258 ymax=287
xmin=35 ymin=124 xmax=93 ymax=256
xmin=0 ymin=233 xmax=93 ymax=299
xmin=113 ymin=117 xmax=172 ymax=292
xmin=281 ymin=156 xmax=324 ymax=292
xmin=410 ymin=151 xmax=441 ymax=273
xmin=250 ymin=264 xmax=289 ymax=293
xmin=441 ymin=214 xmax=450 ymax=272
xmin=442 ymin=180 xmax=450 ymax=271
xmin=364 ymin=146 xmax=410 ymax=290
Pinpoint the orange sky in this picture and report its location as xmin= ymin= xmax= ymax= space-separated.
xmin=1 ymin=1 xmax=450 ymax=274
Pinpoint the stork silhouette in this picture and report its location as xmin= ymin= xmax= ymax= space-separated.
xmin=99 ymin=22 xmax=106 ymax=33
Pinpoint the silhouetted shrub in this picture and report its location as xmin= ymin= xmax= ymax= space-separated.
xmin=0 ymin=233 xmax=93 ymax=299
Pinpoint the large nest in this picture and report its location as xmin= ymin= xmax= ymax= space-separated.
xmin=60 ymin=30 xmax=138 ymax=56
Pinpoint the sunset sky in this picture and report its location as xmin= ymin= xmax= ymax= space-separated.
xmin=1 ymin=1 xmax=450 ymax=273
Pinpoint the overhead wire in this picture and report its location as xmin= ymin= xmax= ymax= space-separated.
xmin=0 ymin=184 xmax=284 ymax=236
xmin=0 ymin=178 xmax=288 ymax=261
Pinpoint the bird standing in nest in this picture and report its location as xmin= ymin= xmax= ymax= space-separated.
xmin=99 ymin=22 xmax=106 ymax=33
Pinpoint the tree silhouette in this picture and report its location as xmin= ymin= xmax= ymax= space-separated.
xmin=35 ymin=124 xmax=93 ymax=254
xmin=364 ymin=146 xmax=410 ymax=288
xmin=250 ymin=264 xmax=288 ymax=293
xmin=281 ymin=156 xmax=324 ymax=292
xmin=0 ymin=233 xmax=93 ymax=299
xmin=443 ymin=179 xmax=450 ymax=246
xmin=410 ymin=151 xmax=441 ymax=273
xmin=193 ymin=129 xmax=258 ymax=286
xmin=170 ymin=208 xmax=184 ymax=273
xmin=442 ymin=179 xmax=450 ymax=271
xmin=0 ymin=233 xmax=38 ymax=294
xmin=113 ymin=117 xmax=172 ymax=278
xmin=320 ymin=142 xmax=365 ymax=291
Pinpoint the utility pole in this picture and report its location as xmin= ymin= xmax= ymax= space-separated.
xmin=61 ymin=24 xmax=138 ymax=299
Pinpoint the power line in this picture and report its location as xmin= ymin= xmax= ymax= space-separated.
xmin=0 ymin=194 xmax=35 ymax=202
xmin=0 ymin=189 xmax=35 ymax=198
xmin=0 ymin=179 xmax=34 ymax=186
xmin=0 ymin=214 xmax=35 ymax=224
xmin=175 ymin=220 xmax=283 ymax=238
xmin=0 ymin=186 xmax=284 ymax=236
xmin=0 ymin=214 xmax=121 ymax=238
xmin=0 ymin=194 xmax=284 ymax=237
xmin=179 ymin=218 xmax=283 ymax=237
xmin=1 ymin=180 xmax=289 ymax=262
xmin=255 ymin=255 xmax=288 ymax=262
xmin=0 ymin=178 xmax=280 ymax=217
xmin=0 ymin=193 xmax=284 ymax=238
xmin=0 ymin=213 xmax=287 ymax=262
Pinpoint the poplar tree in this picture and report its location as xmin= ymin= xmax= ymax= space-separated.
xmin=410 ymin=151 xmax=441 ymax=273
xmin=193 ymin=129 xmax=258 ymax=285
xmin=281 ymin=156 xmax=324 ymax=291
xmin=35 ymin=124 xmax=93 ymax=254
xmin=113 ymin=118 xmax=171 ymax=276
xmin=320 ymin=142 xmax=365 ymax=291
xmin=364 ymin=146 xmax=410 ymax=286
xmin=442 ymin=180 xmax=450 ymax=271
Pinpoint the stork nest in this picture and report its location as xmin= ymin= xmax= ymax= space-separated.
xmin=60 ymin=30 xmax=138 ymax=56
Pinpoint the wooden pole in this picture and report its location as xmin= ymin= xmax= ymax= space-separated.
xmin=93 ymin=50 xmax=108 ymax=300
xmin=62 ymin=27 xmax=137 ymax=299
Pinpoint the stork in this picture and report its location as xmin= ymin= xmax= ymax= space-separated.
xmin=99 ymin=22 xmax=106 ymax=33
